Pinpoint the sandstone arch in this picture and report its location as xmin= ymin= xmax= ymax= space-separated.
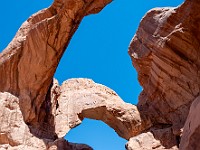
xmin=1 ymin=0 xmax=200 ymax=149
xmin=54 ymin=78 xmax=151 ymax=140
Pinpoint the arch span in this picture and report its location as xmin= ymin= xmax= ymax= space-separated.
xmin=55 ymin=78 xmax=152 ymax=140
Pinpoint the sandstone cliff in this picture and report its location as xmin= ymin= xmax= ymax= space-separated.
xmin=128 ymin=0 xmax=200 ymax=149
xmin=0 ymin=0 xmax=200 ymax=149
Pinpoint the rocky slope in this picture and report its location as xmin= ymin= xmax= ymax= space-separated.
xmin=0 ymin=0 xmax=200 ymax=149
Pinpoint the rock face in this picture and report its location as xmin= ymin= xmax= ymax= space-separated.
xmin=126 ymin=132 xmax=178 ymax=150
xmin=180 ymin=96 xmax=200 ymax=150
xmin=128 ymin=0 xmax=200 ymax=149
xmin=0 ymin=91 xmax=93 ymax=150
xmin=55 ymin=78 xmax=151 ymax=140
xmin=0 ymin=0 xmax=115 ymax=149
xmin=1 ymin=0 xmax=200 ymax=149
xmin=0 ymin=76 xmax=151 ymax=149
xmin=0 ymin=0 xmax=112 ymax=125
xmin=0 ymin=0 xmax=151 ymax=148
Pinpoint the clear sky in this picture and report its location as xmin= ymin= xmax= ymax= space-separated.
xmin=0 ymin=0 xmax=183 ymax=150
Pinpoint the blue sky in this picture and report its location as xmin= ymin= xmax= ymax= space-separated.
xmin=0 ymin=0 xmax=183 ymax=149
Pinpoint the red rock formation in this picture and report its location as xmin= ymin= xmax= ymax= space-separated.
xmin=55 ymin=78 xmax=151 ymax=140
xmin=180 ymin=96 xmax=200 ymax=150
xmin=0 ymin=0 xmax=114 ymax=149
xmin=0 ymin=91 xmax=93 ymax=150
xmin=0 ymin=0 xmax=112 ymax=125
xmin=1 ymin=0 xmax=200 ymax=149
xmin=128 ymin=0 xmax=200 ymax=149
xmin=0 ymin=75 xmax=151 ymax=149
xmin=126 ymin=132 xmax=178 ymax=150
xmin=0 ymin=0 xmax=151 ymax=149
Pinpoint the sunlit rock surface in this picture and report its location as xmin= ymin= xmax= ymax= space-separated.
xmin=1 ymin=0 xmax=200 ymax=149
xmin=128 ymin=0 xmax=200 ymax=149
xmin=0 ymin=0 xmax=112 ymax=149
xmin=55 ymin=78 xmax=151 ymax=140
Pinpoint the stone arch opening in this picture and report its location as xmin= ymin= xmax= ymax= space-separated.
xmin=54 ymin=78 xmax=150 ymax=147
xmin=65 ymin=118 xmax=127 ymax=150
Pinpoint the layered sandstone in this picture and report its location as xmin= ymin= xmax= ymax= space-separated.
xmin=128 ymin=0 xmax=200 ymax=149
xmin=1 ymin=0 xmax=200 ymax=149
xmin=179 ymin=96 xmax=200 ymax=150
xmin=0 ymin=0 xmax=112 ymax=125
xmin=0 ymin=0 xmax=114 ymax=149
xmin=0 ymin=0 xmax=151 ymax=148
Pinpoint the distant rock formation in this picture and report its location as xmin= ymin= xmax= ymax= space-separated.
xmin=0 ymin=0 xmax=200 ymax=149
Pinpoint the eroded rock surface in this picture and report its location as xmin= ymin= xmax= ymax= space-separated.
xmin=128 ymin=0 xmax=200 ymax=149
xmin=0 ymin=92 xmax=93 ymax=150
xmin=0 ymin=77 xmax=151 ymax=149
xmin=180 ymin=96 xmax=200 ymax=150
xmin=1 ymin=0 xmax=200 ymax=149
xmin=0 ymin=0 xmax=112 ymax=126
xmin=0 ymin=0 xmax=113 ymax=149
xmin=126 ymin=132 xmax=165 ymax=150
xmin=55 ymin=78 xmax=151 ymax=140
